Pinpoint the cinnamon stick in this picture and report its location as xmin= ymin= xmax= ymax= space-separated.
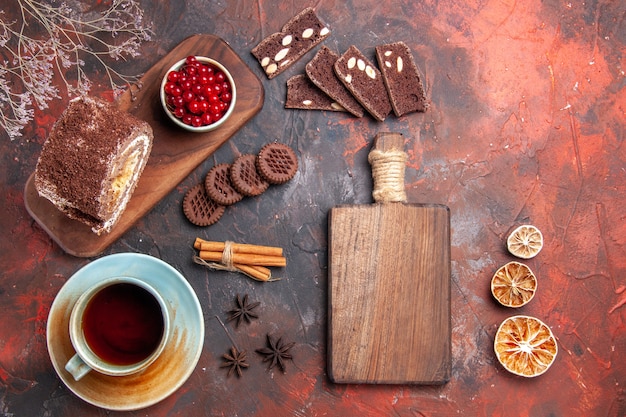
xmin=194 ymin=238 xmax=283 ymax=257
xmin=198 ymin=250 xmax=287 ymax=267
xmin=234 ymin=264 xmax=271 ymax=281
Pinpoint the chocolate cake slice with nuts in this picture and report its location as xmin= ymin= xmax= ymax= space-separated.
xmin=306 ymin=46 xmax=365 ymax=117
xmin=334 ymin=45 xmax=391 ymax=121
xmin=375 ymin=42 xmax=428 ymax=116
xmin=285 ymin=74 xmax=346 ymax=111
xmin=251 ymin=7 xmax=330 ymax=79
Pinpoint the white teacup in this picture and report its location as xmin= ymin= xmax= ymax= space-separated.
xmin=65 ymin=276 xmax=171 ymax=381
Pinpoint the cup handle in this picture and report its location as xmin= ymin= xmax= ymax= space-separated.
xmin=65 ymin=353 xmax=92 ymax=381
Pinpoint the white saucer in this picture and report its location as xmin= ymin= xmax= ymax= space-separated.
xmin=47 ymin=253 xmax=204 ymax=411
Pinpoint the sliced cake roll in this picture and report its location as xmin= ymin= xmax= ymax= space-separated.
xmin=35 ymin=96 xmax=153 ymax=235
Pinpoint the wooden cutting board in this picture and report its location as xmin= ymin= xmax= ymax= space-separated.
xmin=24 ymin=34 xmax=264 ymax=257
xmin=328 ymin=132 xmax=451 ymax=384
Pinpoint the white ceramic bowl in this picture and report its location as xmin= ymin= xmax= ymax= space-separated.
xmin=160 ymin=56 xmax=236 ymax=132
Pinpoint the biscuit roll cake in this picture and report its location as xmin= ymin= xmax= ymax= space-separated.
xmin=35 ymin=96 xmax=153 ymax=235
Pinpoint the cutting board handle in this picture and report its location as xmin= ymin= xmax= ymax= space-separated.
xmin=368 ymin=132 xmax=407 ymax=203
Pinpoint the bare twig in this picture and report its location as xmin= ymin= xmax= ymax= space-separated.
xmin=0 ymin=0 xmax=153 ymax=140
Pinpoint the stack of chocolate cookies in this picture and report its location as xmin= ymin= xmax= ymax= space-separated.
xmin=183 ymin=143 xmax=299 ymax=227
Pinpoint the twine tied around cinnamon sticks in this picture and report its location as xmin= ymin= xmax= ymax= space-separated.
xmin=368 ymin=133 xmax=408 ymax=203
xmin=193 ymin=238 xmax=285 ymax=281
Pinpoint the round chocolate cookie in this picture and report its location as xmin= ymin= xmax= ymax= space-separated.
xmin=256 ymin=142 xmax=298 ymax=184
xmin=204 ymin=164 xmax=243 ymax=206
xmin=183 ymin=184 xmax=225 ymax=226
xmin=230 ymin=154 xmax=269 ymax=197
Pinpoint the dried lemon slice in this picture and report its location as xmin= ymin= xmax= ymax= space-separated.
xmin=507 ymin=225 xmax=543 ymax=259
xmin=491 ymin=261 xmax=537 ymax=308
xmin=494 ymin=315 xmax=558 ymax=377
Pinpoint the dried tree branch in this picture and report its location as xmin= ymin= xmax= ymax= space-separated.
xmin=0 ymin=0 xmax=153 ymax=140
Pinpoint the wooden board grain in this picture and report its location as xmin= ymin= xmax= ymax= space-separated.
xmin=328 ymin=203 xmax=451 ymax=384
xmin=24 ymin=34 xmax=264 ymax=257
xmin=328 ymin=134 xmax=451 ymax=385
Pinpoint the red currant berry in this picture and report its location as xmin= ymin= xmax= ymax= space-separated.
xmin=201 ymin=112 xmax=213 ymax=125
xmin=192 ymin=83 xmax=204 ymax=95
xmin=198 ymin=74 xmax=209 ymax=85
xmin=187 ymin=100 xmax=202 ymax=114
xmin=208 ymin=94 xmax=220 ymax=104
xmin=180 ymin=79 xmax=193 ymax=91
xmin=221 ymin=81 xmax=231 ymax=92
xmin=182 ymin=114 xmax=193 ymax=125
xmin=167 ymin=71 xmax=180 ymax=82
xmin=171 ymin=85 xmax=183 ymax=97
xmin=186 ymin=56 xmax=197 ymax=65
xmin=182 ymin=91 xmax=195 ymax=103
xmin=213 ymin=84 xmax=222 ymax=94
xmin=215 ymin=71 xmax=226 ymax=83
xmin=199 ymin=100 xmax=209 ymax=113
xmin=185 ymin=65 xmax=197 ymax=76
xmin=191 ymin=115 xmax=203 ymax=127
xmin=164 ymin=82 xmax=176 ymax=95
xmin=203 ymin=85 xmax=214 ymax=96
xmin=172 ymin=95 xmax=185 ymax=108
xmin=174 ymin=107 xmax=186 ymax=118
xmin=197 ymin=65 xmax=209 ymax=76
xmin=221 ymin=92 xmax=232 ymax=103
xmin=210 ymin=104 xmax=221 ymax=116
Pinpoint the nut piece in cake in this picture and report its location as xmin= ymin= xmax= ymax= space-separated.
xmin=333 ymin=45 xmax=392 ymax=121
xmin=252 ymin=7 xmax=330 ymax=79
xmin=375 ymin=42 xmax=428 ymax=116
xmin=34 ymin=96 xmax=153 ymax=235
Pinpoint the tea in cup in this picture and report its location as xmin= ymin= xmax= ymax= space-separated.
xmin=65 ymin=276 xmax=170 ymax=381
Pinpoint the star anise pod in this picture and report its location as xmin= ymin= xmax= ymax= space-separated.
xmin=227 ymin=294 xmax=260 ymax=328
xmin=256 ymin=334 xmax=295 ymax=373
xmin=220 ymin=346 xmax=249 ymax=378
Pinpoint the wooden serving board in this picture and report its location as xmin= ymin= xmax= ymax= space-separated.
xmin=328 ymin=133 xmax=451 ymax=384
xmin=24 ymin=34 xmax=264 ymax=257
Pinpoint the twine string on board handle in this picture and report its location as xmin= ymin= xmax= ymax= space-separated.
xmin=368 ymin=132 xmax=408 ymax=203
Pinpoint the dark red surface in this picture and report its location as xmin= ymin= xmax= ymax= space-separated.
xmin=1 ymin=0 xmax=625 ymax=416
